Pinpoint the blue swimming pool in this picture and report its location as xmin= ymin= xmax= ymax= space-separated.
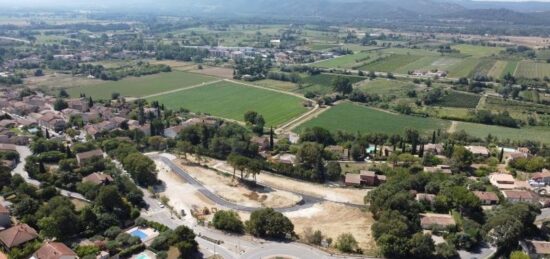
xmin=130 ymin=229 xmax=148 ymax=240
xmin=135 ymin=253 xmax=150 ymax=259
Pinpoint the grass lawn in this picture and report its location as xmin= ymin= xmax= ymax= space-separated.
xmin=455 ymin=122 xmax=550 ymax=144
xmin=452 ymin=44 xmax=504 ymax=58
xmin=436 ymin=91 xmax=481 ymax=108
xmin=295 ymin=102 xmax=450 ymax=135
xmin=147 ymin=81 xmax=308 ymax=127
xmin=66 ymin=71 xmax=218 ymax=100
xmin=514 ymin=61 xmax=550 ymax=79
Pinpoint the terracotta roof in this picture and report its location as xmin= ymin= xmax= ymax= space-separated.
xmin=0 ymin=144 xmax=16 ymax=152
xmin=0 ymin=224 xmax=38 ymax=248
xmin=344 ymin=174 xmax=361 ymax=185
xmin=360 ymin=170 xmax=376 ymax=177
xmin=465 ymin=145 xmax=490 ymax=155
xmin=502 ymin=190 xmax=536 ymax=200
xmin=76 ymin=149 xmax=103 ymax=161
xmin=0 ymin=251 xmax=7 ymax=259
xmin=33 ymin=242 xmax=77 ymax=259
xmin=529 ymin=240 xmax=550 ymax=254
xmin=473 ymin=191 xmax=499 ymax=202
xmin=416 ymin=193 xmax=436 ymax=202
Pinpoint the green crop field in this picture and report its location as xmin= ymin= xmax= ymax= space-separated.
xmin=452 ymin=44 xmax=504 ymax=58
xmin=299 ymin=73 xmax=366 ymax=94
xmin=358 ymin=54 xmax=421 ymax=72
xmin=436 ymin=91 xmax=481 ymax=108
xmin=502 ymin=61 xmax=518 ymax=77
xmin=514 ymin=61 xmax=550 ymax=78
xmin=455 ymin=122 xmax=550 ymax=144
xmin=396 ymin=56 xmax=462 ymax=74
xmin=447 ymin=58 xmax=480 ymax=78
xmin=358 ymin=79 xmax=417 ymax=96
xmin=66 ymin=71 xmax=218 ymax=100
xmin=487 ymin=60 xmax=508 ymax=78
xmin=296 ymin=102 xmax=450 ymax=135
xmin=313 ymin=52 xmax=375 ymax=69
xmin=471 ymin=59 xmax=497 ymax=77
xmin=147 ymin=81 xmax=308 ymax=127
xmin=308 ymin=43 xmax=341 ymax=51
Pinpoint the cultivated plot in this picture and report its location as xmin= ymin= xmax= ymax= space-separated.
xmin=66 ymin=71 xmax=218 ymax=100
xmin=515 ymin=61 xmax=550 ymax=78
xmin=295 ymin=102 xmax=450 ymax=135
xmin=147 ymin=81 xmax=308 ymax=127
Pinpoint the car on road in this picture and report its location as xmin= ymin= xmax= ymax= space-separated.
xmin=529 ymin=180 xmax=546 ymax=188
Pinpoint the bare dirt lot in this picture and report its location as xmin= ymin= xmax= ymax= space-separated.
xmin=190 ymin=66 xmax=234 ymax=79
xmin=176 ymin=159 xmax=302 ymax=208
xmin=208 ymin=159 xmax=369 ymax=205
xmin=286 ymin=202 xmax=377 ymax=255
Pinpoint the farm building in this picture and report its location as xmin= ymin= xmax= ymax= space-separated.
xmin=522 ymin=240 xmax=550 ymax=259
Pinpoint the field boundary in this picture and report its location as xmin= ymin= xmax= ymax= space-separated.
xmin=138 ymin=79 xmax=223 ymax=99
xmin=225 ymin=79 xmax=309 ymax=101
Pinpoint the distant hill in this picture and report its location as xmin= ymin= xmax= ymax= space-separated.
xmin=442 ymin=0 xmax=550 ymax=12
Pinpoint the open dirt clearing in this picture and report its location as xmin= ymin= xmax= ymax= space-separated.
xmin=287 ymin=202 xmax=377 ymax=255
xmin=176 ymin=159 xmax=302 ymax=208
xmin=208 ymin=158 xmax=369 ymax=205
xmin=155 ymin=161 xmax=216 ymax=214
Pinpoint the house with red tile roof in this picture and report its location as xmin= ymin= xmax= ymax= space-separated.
xmin=0 ymin=224 xmax=39 ymax=250
xmin=31 ymin=242 xmax=77 ymax=259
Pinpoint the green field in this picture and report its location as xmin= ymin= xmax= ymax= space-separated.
xmin=147 ymin=81 xmax=308 ymax=127
xmin=358 ymin=79 xmax=417 ymax=96
xmin=296 ymin=102 xmax=450 ymax=135
xmin=308 ymin=43 xmax=341 ymax=51
xmin=455 ymin=122 xmax=550 ymax=144
xmin=487 ymin=60 xmax=508 ymax=78
xmin=299 ymin=73 xmax=366 ymax=94
xmin=514 ymin=61 xmax=550 ymax=78
xmin=452 ymin=44 xmax=504 ymax=58
xmin=313 ymin=52 xmax=375 ymax=69
xmin=396 ymin=56 xmax=462 ymax=74
xmin=435 ymin=91 xmax=481 ymax=108
xmin=447 ymin=58 xmax=480 ymax=78
xmin=359 ymin=54 xmax=421 ymax=72
xmin=66 ymin=71 xmax=218 ymax=100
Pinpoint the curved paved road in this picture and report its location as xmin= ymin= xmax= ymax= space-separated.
xmin=153 ymin=155 xmax=322 ymax=213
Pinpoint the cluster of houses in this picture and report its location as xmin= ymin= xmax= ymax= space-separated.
xmin=0 ymin=203 xmax=76 ymax=259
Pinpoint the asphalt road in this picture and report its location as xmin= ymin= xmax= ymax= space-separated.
xmin=154 ymin=155 xmax=322 ymax=213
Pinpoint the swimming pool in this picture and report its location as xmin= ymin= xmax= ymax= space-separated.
xmin=135 ymin=253 xmax=150 ymax=259
xmin=130 ymin=229 xmax=148 ymax=240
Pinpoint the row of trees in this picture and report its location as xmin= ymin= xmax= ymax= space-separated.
xmin=212 ymin=208 xmax=294 ymax=239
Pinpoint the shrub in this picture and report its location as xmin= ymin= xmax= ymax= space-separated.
xmin=212 ymin=210 xmax=244 ymax=234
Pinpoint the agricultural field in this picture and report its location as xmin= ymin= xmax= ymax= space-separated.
xmin=447 ymin=58 xmax=480 ymax=78
xmin=66 ymin=71 xmax=218 ymax=100
xmin=299 ymin=73 xmax=366 ymax=94
xmin=396 ymin=56 xmax=462 ymax=74
xmin=147 ymin=81 xmax=308 ymax=127
xmin=358 ymin=54 xmax=421 ymax=73
xmin=435 ymin=91 xmax=481 ymax=108
xmin=452 ymin=44 xmax=504 ymax=58
xmin=514 ymin=61 xmax=550 ymax=78
xmin=312 ymin=52 xmax=376 ymax=69
xmin=295 ymin=102 xmax=450 ymax=135
xmin=358 ymin=79 xmax=418 ymax=96
xmin=471 ymin=59 xmax=497 ymax=77
xmin=455 ymin=122 xmax=550 ymax=144
xmin=487 ymin=60 xmax=509 ymax=78
xmin=307 ymin=43 xmax=341 ymax=51
xmin=252 ymin=79 xmax=300 ymax=92
xmin=425 ymin=107 xmax=472 ymax=121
